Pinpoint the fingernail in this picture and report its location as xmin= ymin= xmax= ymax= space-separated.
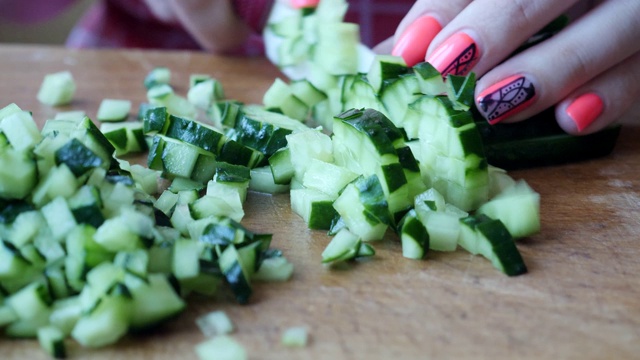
xmin=291 ymin=0 xmax=320 ymax=8
xmin=566 ymin=92 xmax=604 ymax=132
xmin=392 ymin=16 xmax=442 ymax=67
xmin=476 ymin=75 xmax=537 ymax=125
xmin=426 ymin=32 xmax=479 ymax=77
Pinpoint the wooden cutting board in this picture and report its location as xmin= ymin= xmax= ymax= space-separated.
xmin=2 ymin=45 xmax=639 ymax=359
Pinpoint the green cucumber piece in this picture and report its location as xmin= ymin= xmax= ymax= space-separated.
xmin=96 ymin=99 xmax=132 ymax=122
xmin=37 ymin=71 xmax=76 ymax=106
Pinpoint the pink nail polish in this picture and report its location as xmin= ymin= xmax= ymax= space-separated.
xmin=426 ymin=32 xmax=479 ymax=77
xmin=291 ymin=0 xmax=319 ymax=8
xmin=566 ymin=92 xmax=604 ymax=132
xmin=476 ymin=75 xmax=537 ymax=124
xmin=392 ymin=16 xmax=442 ymax=67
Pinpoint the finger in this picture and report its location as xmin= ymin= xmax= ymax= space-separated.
xmin=425 ymin=0 xmax=580 ymax=77
xmin=474 ymin=0 xmax=640 ymax=125
xmin=168 ymin=0 xmax=252 ymax=53
xmin=390 ymin=0 xmax=471 ymax=66
xmin=373 ymin=36 xmax=395 ymax=55
xmin=556 ymin=50 xmax=640 ymax=135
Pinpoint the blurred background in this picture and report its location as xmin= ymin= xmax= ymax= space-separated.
xmin=0 ymin=0 xmax=94 ymax=44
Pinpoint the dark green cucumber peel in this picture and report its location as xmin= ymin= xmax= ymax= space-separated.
xmin=473 ymin=107 xmax=622 ymax=170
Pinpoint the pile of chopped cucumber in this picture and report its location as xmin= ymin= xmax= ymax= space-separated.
xmin=1 ymin=0 xmax=623 ymax=358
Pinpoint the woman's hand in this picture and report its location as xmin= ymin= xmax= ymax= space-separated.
xmin=143 ymin=0 xmax=253 ymax=54
xmin=387 ymin=0 xmax=640 ymax=135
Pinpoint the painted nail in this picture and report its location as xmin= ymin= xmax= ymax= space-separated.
xmin=426 ymin=32 xmax=479 ymax=77
xmin=566 ymin=92 xmax=604 ymax=132
xmin=291 ymin=0 xmax=320 ymax=8
xmin=476 ymin=75 xmax=537 ymax=125
xmin=392 ymin=16 xmax=442 ymax=67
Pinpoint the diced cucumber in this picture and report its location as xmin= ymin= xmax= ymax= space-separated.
xmin=0 ymin=148 xmax=37 ymax=200
xmin=332 ymin=175 xmax=390 ymax=241
xmin=477 ymin=180 xmax=541 ymax=239
xmin=194 ymin=336 xmax=247 ymax=360
xmin=290 ymin=187 xmax=337 ymax=230
xmin=321 ymin=228 xmax=361 ymax=264
xmin=37 ymin=325 xmax=67 ymax=358
xmin=268 ymin=147 xmax=294 ymax=185
xmin=301 ymin=159 xmax=358 ymax=198
xmin=315 ymin=23 xmax=360 ymax=75
xmin=457 ymin=214 xmax=528 ymax=276
xmin=249 ymin=166 xmax=290 ymax=194
xmin=398 ymin=209 xmax=429 ymax=260
xmin=281 ymin=326 xmax=309 ymax=348
xmin=286 ymin=128 xmax=333 ymax=180
xmin=71 ymin=293 xmax=131 ymax=348
xmin=367 ymin=55 xmax=410 ymax=94
xmin=96 ymin=99 xmax=132 ymax=122
xmin=101 ymin=121 xmax=148 ymax=156
xmin=188 ymin=78 xmax=224 ymax=110
xmin=37 ymin=71 xmax=76 ymax=106
xmin=0 ymin=111 xmax=42 ymax=151
xmin=196 ymin=310 xmax=235 ymax=337
xmin=144 ymin=67 xmax=171 ymax=89
xmin=252 ymin=256 xmax=294 ymax=282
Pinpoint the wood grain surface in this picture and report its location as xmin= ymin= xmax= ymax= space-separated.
xmin=1 ymin=45 xmax=639 ymax=359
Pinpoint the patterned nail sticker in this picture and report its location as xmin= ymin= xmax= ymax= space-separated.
xmin=478 ymin=76 xmax=536 ymax=124
xmin=441 ymin=43 xmax=478 ymax=77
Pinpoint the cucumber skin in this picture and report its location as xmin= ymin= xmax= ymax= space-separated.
xmin=474 ymin=108 xmax=621 ymax=169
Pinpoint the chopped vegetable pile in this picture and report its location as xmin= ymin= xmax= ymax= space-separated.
xmin=0 ymin=0 xmax=580 ymax=358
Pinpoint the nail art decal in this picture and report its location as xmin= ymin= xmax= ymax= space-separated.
xmin=441 ymin=42 xmax=478 ymax=77
xmin=426 ymin=32 xmax=479 ymax=77
xmin=477 ymin=75 xmax=536 ymax=124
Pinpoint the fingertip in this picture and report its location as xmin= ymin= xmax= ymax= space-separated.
xmin=558 ymin=92 xmax=605 ymax=135
xmin=391 ymin=15 xmax=442 ymax=66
